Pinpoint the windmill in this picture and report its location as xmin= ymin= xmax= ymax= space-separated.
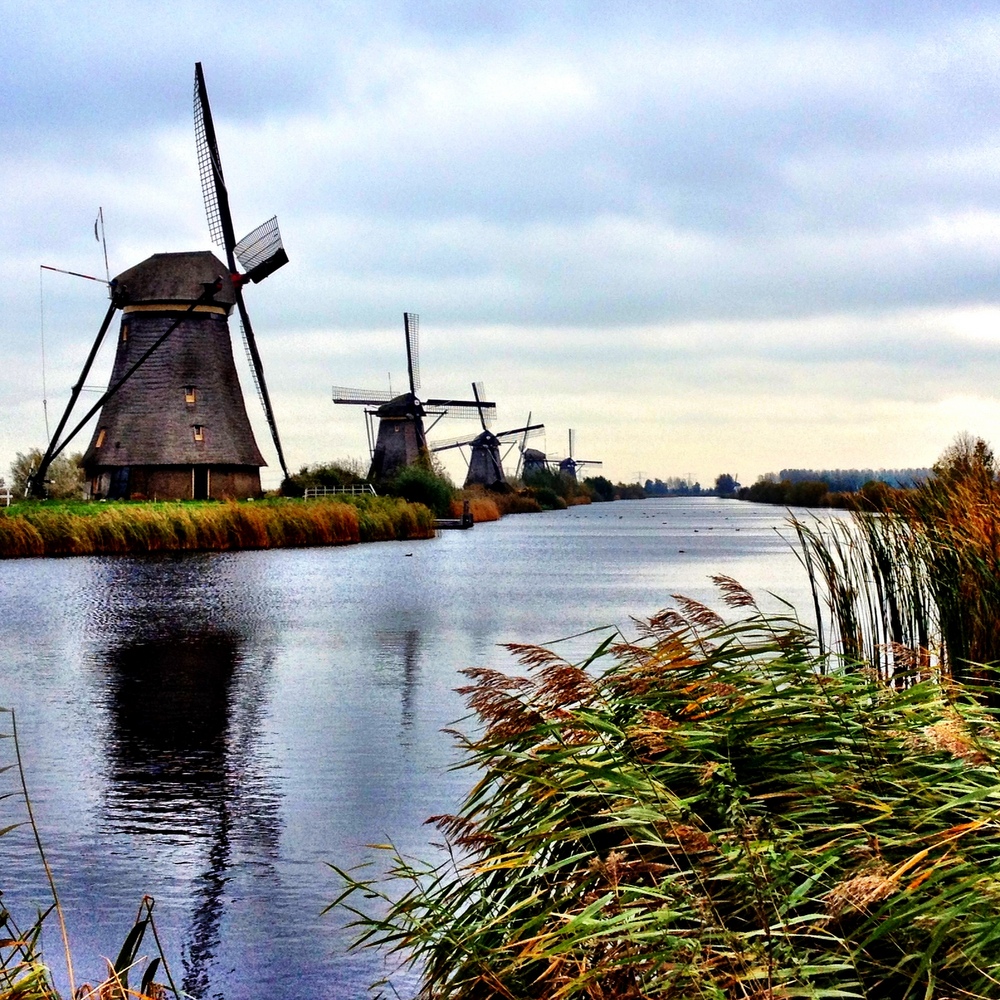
xmin=332 ymin=313 xmax=496 ymax=480
xmin=557 ymin=429 xmax=602 ymax=481
xmin=28 ymin=63 xmax=289 ymax=501
xmin=431 ymin=389 xmax=543 ymax=488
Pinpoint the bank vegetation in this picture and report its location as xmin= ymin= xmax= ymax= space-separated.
xmin=0 ymin=495 xmax=435 ymax=560
xmin=332 ymin=435 xmax=1000 ymax=998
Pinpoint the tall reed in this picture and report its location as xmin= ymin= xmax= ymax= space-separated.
xmin=332 ymin=581 xmax=1000 ymax=998
xmin=1 ymin=708 xmax=177 ymax=1000
xmin=795 ymin=464 xmax=1000 ymax=687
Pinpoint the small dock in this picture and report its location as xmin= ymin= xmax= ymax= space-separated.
xmin=435 ymin=500 xmax=475 ymax=530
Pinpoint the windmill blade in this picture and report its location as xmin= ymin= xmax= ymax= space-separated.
xmin=235 ymin=216 xmax=289 ymax=284
xmin=469 ymin=381 xmax=496 ymax=429
xmin=234 ymin=290 xmax=289 ymax=480
xmin=472 ymin=381 xmax=488 ymax=431
xmin=425 ymin=398 xmax=497 ymax=422
xmin=194 ymin=62 xmax=237 ymax=265
xmin=429 ymin=435 xmax=477 ymax=453
xmin=493 ymin=422 xmax=544 ymax=442
xmin=404 ymin=312 xmax=420 ymax=394
xmin=568 ymin=428 xmax=576 ymax=460
xmin=333 ymin=385 xmax=396 ymax=405
xmin=514 ymin=411 xmax=532 ymax=479
xmin=195 ymin=62 xmax=289 ymax=481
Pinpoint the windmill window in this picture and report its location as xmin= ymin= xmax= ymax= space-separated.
xmin=120 ymin=323 xmax=129 ymax=343
xmin=95 ymin=428 xmax=106 ymax=448
xmin=193 ymin=425 xmax=205 ymax=442
xmin=185 ymin=386 xmax=196 ymax=404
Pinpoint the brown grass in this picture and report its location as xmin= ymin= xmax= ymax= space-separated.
xmin=0 ymin=496 xmax=435 ymax=560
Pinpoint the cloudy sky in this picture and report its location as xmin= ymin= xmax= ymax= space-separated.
xmin=3 ymin=0 xmax=1000 ymax=489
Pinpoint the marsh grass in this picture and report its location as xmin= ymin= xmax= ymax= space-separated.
xmin=1 ymin=708 xmax=177 ymax=1000
xmin=794 ymin=468 xmax=1000 ymax=688
xmin=0 ymin=496 xmax=435 ymax=560
xmin=332 ymin=579 xmax=1000 ymax=999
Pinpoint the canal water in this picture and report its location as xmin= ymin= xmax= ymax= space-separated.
xmin=0 ymin=498 xmax=825 ymax=998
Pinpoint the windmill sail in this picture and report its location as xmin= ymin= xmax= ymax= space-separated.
xmin=193 ymin=62 xmax=289 ymax=483
xmin=332 ymin=315 xmax=497 ymax=479
xmin=234 ymin=216 xmax=289 ymax=284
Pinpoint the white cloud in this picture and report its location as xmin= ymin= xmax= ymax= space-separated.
xmin=5 ymin=3 xmax=1000 ymax=488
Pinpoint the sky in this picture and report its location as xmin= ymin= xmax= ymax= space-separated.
xmin=3 ymin=0 xmax=1000 ymax=490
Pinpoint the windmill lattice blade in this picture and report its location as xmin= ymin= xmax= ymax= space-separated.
xmin=429 ymin=429 xmax=481 ymax=449
xmin=193 ymin=63 xmax=227 ymax=252
xmin=236 ymin=285 xmax=289 ymax=481
xmin=332 ymin=386 xmax=396 ymax=405
xmin=235 ymin=217 xmax=288 ymax=283
xmin=425 ymin=400 xmax=497 ymax=422
xmin=494 ymin=423 xmax=544 ymax=441
xmin=429 ymin=435 xmax=476 ymax=452
xmin=404 ymin=312 xmax=420 ymax=394
xmin=471 ymin=380 xmax=491 ymax=431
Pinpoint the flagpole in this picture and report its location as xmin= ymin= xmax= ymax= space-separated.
xmin=95 ymin=207 xmax=110 ymax=291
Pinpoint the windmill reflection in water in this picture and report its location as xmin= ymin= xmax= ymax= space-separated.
xmin=88 ymin=561 xmax=279 ymax=998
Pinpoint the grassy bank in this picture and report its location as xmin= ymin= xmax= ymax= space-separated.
xmin=0 ymin=495 xmax=435 ymax=559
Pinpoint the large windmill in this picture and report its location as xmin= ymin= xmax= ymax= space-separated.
xmin=332 ymin=313 xmax=496 ymax=480
xmin=431 ymin=391 xmax=543 ymax=488
xmin=557 ymin=429 xmax=602 ymax=481
xmin=27 ymin=63 xmax=288 ymax=501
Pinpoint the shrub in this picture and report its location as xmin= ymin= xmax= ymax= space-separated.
xmin=384 ymin=465 xmax=455 ymax=518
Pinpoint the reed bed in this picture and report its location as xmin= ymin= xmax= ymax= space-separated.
xmin=794 ymin=465 xmax=1000 ymax=688
xmin=0 ymin=496 xmax=435 ymax=560
xmin=333 ymin=580 xmax=1000 ymax=998
xmin=1 ymin=708 xmax=176 ymax=1000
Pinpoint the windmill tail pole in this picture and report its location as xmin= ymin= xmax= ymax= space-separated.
xmin=26 ymin=296 xmax=121 ymax=498
xmin=30 ymin=285 xmax=218 ymax=497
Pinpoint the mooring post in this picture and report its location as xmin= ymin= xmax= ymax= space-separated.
xmin=462 ymin=498 xmax=473 ymax=528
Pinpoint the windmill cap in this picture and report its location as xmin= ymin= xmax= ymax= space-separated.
xmin=113 ymin=251 xmax=236 ymax=308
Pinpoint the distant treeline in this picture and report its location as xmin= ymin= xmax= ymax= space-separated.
xmin=737 ymin=467 xmax=933 ymax=508
xmin=777 ymin=468 xmax=932 ymax=491
xmin=644 ymin=477 xmax=706 ymax=497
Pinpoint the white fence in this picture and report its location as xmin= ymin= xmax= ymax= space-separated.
xmin=303 ymin=484 xmax=377 ymax=499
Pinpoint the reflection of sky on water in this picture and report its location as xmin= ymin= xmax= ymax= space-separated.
xmin=0 ymin=498 xmax=828 ymax=998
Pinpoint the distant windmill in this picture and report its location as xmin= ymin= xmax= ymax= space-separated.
xmin=431 ymin=389 xmax=543 ymax=488
xmin=332 ymin=313 xmax=496 ymax=480
xmin=557 ymin=429 xmax=602 ymax=481
xmin=28 ymin=62 xmax=289 ymax=501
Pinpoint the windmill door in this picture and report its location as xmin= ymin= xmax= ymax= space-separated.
xmin=193 ymin=467 xmax=209 ymax=500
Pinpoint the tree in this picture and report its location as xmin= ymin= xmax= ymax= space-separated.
xmin=932 ymin=432 xmax=996 ymax=484
xmin=583 ymin=475 xmax=615 ymax=502
xmin=714 ymin=474 xmax=738 ymax=497
xmin=10 ymin=449 xmax=84 ymax=499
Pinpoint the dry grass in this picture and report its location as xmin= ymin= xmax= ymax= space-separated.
xmin=449 ymin=496 xmax=501 ymax=522
xmin=0 ymin=496 xmax=435 ymax=560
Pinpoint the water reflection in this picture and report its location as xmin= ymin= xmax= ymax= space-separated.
xmin=374 ymin=629 xmax=421 ymax=732
xmin=0 ymin=500 xmax=820 ymax=998
xmin=84 ymin=556 xmax=281 ymax=998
